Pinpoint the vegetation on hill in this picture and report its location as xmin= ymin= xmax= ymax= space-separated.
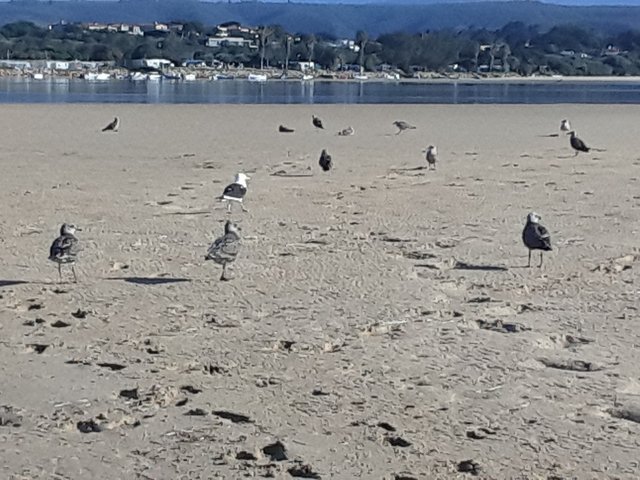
xmin=2 ymin=20 xmax=640 ymax=76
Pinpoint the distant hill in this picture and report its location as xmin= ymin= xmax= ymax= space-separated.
xmin=1 ymin=1 xmax=640 ymax=37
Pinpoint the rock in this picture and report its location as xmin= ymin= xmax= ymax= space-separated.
xmin=262 ymin=441 xmax=287 ymax=461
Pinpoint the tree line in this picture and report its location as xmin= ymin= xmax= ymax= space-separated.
xmin=1 ymin=20 xmax=640 ymax=76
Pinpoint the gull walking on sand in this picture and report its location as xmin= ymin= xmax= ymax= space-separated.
xmin=102 ymin=117 xmax=119 ymax=132
xmin=393 ymin=121 xmax=416 ymax=135
xmin=49 ymin=223 xmax=81 ymax=282
xmin=560 ymin=119 xmax=571 ymax=133
xmin=312 ymin=115 xmax=324 ymax=130
xmin=568 ymin=131 xmax=590 ymax=156
xmin=205 ymin=220 xmax=241 ymax=281
xmin=424 ymin=145 xmax=437 ymax=170
xmin=319 ymin=149 xmax=332 ymax=172
xmin=220 ymin=173 xmax=249 ymax=213
xmin=522 ymin=212 xmax=552 ymax=268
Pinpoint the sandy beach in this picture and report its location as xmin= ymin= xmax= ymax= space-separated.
xmin=0 ymin=103 xmax=639 ymax=479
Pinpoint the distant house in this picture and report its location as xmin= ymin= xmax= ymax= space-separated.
xmin=291 ymin=61 xmax=315 ymax=72
xmin=46 ymin=61 xmax=70 ymax=70
xmin=206 ymin=36 xmax=257 ymax=49
xmin=0 ymin=60 xmax=32 ymax=69
xmin=128 ymin=58 xmax=174 ymax=70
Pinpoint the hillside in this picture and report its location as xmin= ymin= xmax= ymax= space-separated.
xmin=1 ymin=1 xmax=640 ymax=37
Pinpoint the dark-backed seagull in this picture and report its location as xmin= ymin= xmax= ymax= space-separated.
xmin=319 ymin=149 xmax=332 ymax=172
xmin=568 ymin=131 xmax=589 ymax=156
xmin=522 ymin=212 xmax=552 ymax=268
xmin=220 ymin=173 xmax=249 ymax=213
xmin=312 ymin=115 xmax=324 ymax=130
xmin=49 ymin=223 xmax=81 ymax=282
xmin=205 ymin=220 xmax=241 ymax=281
xmin=393 ymin=121 xmax=416 ymax=135
xmin=102 ymin=117 xmax=119 ymax=132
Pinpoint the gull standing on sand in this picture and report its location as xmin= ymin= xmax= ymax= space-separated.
xmin=393 ymin=121 xmax=416 ymax=135
xmin=425 ymin=145 xmax=437 ymax=170
xmin=319 ymin=149 xmax=332 ymax=172
xmin=560 ymin=119 xmax=571 ymax=133
xmin=205 ymin=220 xmax=241 ymax=281
xmin=49 ymin=223 xmax=81 ymax=282
xmin=338 ymin=126 xmax=354 ymax=136
xmin=312 ymin=115 xmax=324 ymax=130
xmin=220 ymin=173 xmax=250 ymax=213
xmin=522 ymin=212 xmax=552 ymax=268
xmin=568 ymin=131 xmax=590 ymax=156
xmin=102 ymin=117 xmax=119 ymax=132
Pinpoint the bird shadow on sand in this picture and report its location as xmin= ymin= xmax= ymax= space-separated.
xmin=453 ymin=261 xmax=508 ymax=272
xmin=0 ymin=280 xmax=30 ymax=289
xmin=107 ymin=277 xmax=192 ymax=285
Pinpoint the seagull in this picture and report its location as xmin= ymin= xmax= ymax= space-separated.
xmin=205 ymin=220 xmax=241 ymax=281
xmin=279 ymin=125 xmax=295 ymax=133
xmin=568 ymin=131 xmax=589 ymax=156
xmin=220 ymin=173 xmax=250 ymax=213
xmin=425 ymin=145 xmax=437 ymax=170
xmin=102 ymin=117 xmax=119 ymax=132
xmin=319 ymin=149 xmax=332 ymax=172
xmin=49 ymin=223 xmax=81 ymax=282
xmin=338 ymin=126 xmax=354 ymax=136
xmin=312 ymin=115 xmax=324 ymax=130
xmin=393 ymin=121 xmax=416 ymax=135
xmin=560 ymin=119 xmax=571 ymax=133
xmin=522 ymin=212 xmax=552 ymax=268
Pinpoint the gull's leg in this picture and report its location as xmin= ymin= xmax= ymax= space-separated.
xmin=220 ymin=265 xmax=228 ymax=281
xmin=227 ymin=202 xmax=232 ymax=214
xmin=72 ymin=265 xmax=78 ymax=283
xmin=527 ymin=250 xmax=532 ymax=268
xmin=539 ymin=252 xmax=544 ymax=268
xmin=241 ymin=202 xmax=249 ymax=213
xmin=58 ymin=263 xmax=62 ymax=282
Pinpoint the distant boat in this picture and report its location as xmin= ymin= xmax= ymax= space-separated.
xmin=82 ymin=72 xmax=111 ymax=81
xmin=32 ymin=72 xmax=44 ymax=80
xmin=129 ymin=72 xmax=148 ymax=81
xmin=302 ymin=74 xmax=314 ymax=81
xmin=183 ymin=73 xmax=197 ymax=81
xmin=147 ymin=73 xmax=162 ymax=82
xmin=247 ymin=73 xmax=267 ymax=82
xmin=213 ymin=74 xmax=235 ymax=80
xmin=163 ymin=72 xmax=181 ymax=81
xmin=354 ymin=74 xmax=368 ymax=81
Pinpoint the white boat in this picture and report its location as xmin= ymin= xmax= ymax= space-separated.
xmin=129 ymin=72 xmax=148 ymax=81
xmin=147 ymin=73 xmax=162 ymax=82
xmin=32 ymin=72 xmax=44 ymax=80
xmin=247 ymin=73 xmax=267 ymax=82
xmin=354 ymin=74 xmax=369 ymax=81
xmin=95 ymin=72 xmax=111 ymax=81
xmin=302 ymin=74 xmax=314 ymax=81
xmin=183 ymin=73 xmax=197 ymax=81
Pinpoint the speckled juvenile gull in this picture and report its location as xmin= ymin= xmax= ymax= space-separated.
xmin=338 ymin=126 xmax=354 ymax=136
xmin=220 ymin=173 xmax=249 ymax=213
xmin=312 ymin=115 xmax=324 ymax=130
xmin=49 ymin=223 xmax=81 ymax=282
xmin=319 ymin=149 xmax=332 ymax=172
xmin=393 ymin=120 xmax=416 ymax=134
xmin=425 ymin=145 xmax=437 ymax=170
xmin=522 ymin=212 xmax=552 ymax=268
xmin=205 ymin=220 xmax=241 ymax=281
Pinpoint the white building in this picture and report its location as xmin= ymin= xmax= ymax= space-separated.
xmin=129 ymin=58 xmax=174 ymax=69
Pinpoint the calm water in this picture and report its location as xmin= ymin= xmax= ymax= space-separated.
xmin=0 ymin=78 xmax=639 ymax=104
